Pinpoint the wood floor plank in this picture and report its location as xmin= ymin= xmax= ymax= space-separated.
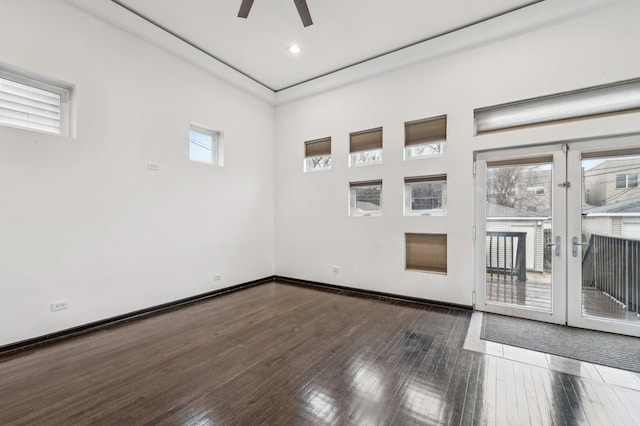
xmin=1 ymin=282 xmax=639 ymax=425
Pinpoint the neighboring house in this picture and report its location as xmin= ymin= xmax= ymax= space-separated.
xmin=486 ymin=203 xmax=549 ymax=272
xmin=584 ymin=159 xmax=640 ymax=206
xmin=486 ymin=166 xmax=552 ymax=215
xmin=582 ymin=198 xmax=640 ymax=241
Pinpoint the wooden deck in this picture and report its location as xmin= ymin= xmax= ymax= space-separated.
xmin=486 ymin=275 xmax=640 ymax=324
xmin=2 ymin=282 xmax=639 ymax=424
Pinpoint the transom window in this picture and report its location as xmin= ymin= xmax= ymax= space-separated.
xmin=304 ymin=137 xmax=331 ymax=172
xmin=349 ymin=127 xmax=383 ymax=167
xmin=405 ymin=115 xmax=447 ymax=160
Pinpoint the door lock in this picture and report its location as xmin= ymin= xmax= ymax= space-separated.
xmin=572 ymin=236 xmax=589 ymax=257
xmin=546 ymin=235 xmax=561 ymax=256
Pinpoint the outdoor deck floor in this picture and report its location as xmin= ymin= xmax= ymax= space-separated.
xmin=486 ymin=274 xmax=640 ymax=324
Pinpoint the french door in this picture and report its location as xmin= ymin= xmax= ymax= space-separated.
xmin=475 ymin=134 xmax=640 ymax=337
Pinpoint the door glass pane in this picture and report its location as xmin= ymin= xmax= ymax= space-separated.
xmin=485 ymin=161 xmax=553 ymax=311
xmin=581 ymin=154 xmax=640 ymax=324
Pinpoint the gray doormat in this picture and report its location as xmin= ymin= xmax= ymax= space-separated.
xmin=481 ymin=313 xmax=640 ymax=373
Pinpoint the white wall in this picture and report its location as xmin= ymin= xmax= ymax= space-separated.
xmin=274 ymin=1 xmax=640 ymax=306
xmin=0 ymin=0 xmax=275 ymax=346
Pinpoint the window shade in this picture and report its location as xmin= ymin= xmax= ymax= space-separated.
xmin=405 ymin=233 xmax=447 ymax=273
xmin=350 ymin=127 xmax=382 ymax=153
xmin=350 ymin=179 xmax=382 ymax=188
xmin=305 ymin=137 xmax=331 ymax=157
xmin=486 ymin=155 xmax=553 ymax=168
xmin=404 ymin=174 xmax=447 ymax=184
xmin=405 ymin=115 xmax=446 ymax=146
xmin=475 ymin=78 xmax=640 ymax=134
xmin=0 ymin=76 xmax=63 ymax=135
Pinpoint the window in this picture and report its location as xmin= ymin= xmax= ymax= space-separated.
xmin=405 ymin=115 xmax=446 ymax=159
xmin=404 ymin=175 xmax=447 ymax=215
xmin=304 ymin=137 xmax=331 ymax=172
xmin=616 ymin=174 xmax=639 ymax=189
xmin=350 ymin=180 xmax=382 ymax=216
xmin=349 ymin=127 xmax=382 ymax=166
xmin=526 ymin=186 xmax=545 ymax=195
xmin=405 ymin=233 xmax=447 ymax=274
xmin=0 ymin=68 xmax=71 ymax=136
xmin=189 ymin=124 xmax=222 ymax=165
xmin=474 ymin=78 xmax=640 ymax=134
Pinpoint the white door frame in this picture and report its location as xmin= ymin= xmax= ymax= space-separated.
xmin=475 ymin=133 xmax=640 ymax=337
xmin=475 ymin=144 xmax=567 ymax=325
xmin=566 ymin=134 xmax=640 ymax=337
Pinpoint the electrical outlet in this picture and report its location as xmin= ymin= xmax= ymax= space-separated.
xmin=147 ymin=162 xmax=159 ymax=171
xmin=214 ymin=275 xmax=222 ymax=281
xmin=331 ymin=265 xmax=340 ymax=273
xmin=51 ymin=300 xmax=69 ymax=312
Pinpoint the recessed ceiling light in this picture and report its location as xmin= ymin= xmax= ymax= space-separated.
xmin=287 ymin=44 xmax=302 ymax=55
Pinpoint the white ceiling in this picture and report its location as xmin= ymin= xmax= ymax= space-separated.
xmin=112 ymin=0 xmax=538 ymax=91
xmin=63 ymin=0 xmax=620 ymax=104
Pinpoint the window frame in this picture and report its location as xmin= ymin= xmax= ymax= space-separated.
xmin=304 ymin=137 xmax=332 ymax=172
xmin=189 ymin=123 xmax=222 ymax=166
xmin=404 ymin=175 xmax=447 ymax=216
xmin=349 ymin=180 xmax=383 ymax=216
xmin=404 ymin=115 xmax=447 ymax=161
xmin=0 ymin=68 xmax=72 ymax=137
xmin=349 ymin=127 xmax=383 ymax=167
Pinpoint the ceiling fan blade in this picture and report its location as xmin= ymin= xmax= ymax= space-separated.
xmin=293 ymin=0 xmax=313 ymax=27
xmin=238 ymin=0 xmax=255 ymax=18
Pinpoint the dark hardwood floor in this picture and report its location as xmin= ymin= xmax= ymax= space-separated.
xmin=1 ymin=282 xmax=639 ymax=425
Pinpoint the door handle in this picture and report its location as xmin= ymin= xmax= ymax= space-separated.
xmin=546 ymin=235 xmax=561 ymax=257
xmin=572 ymin=236 xmax=589 ymax=257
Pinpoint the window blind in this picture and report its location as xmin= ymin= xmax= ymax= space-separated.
xmin=350 ymin=127 xmax=382 ymax=153
xmin=475 ymin=78 xmax=640 ymax=134
xmin=404 ymin=174 xmax=447 ymax=184
xmin=350 ymin=179 xmax=383 ymax=188
xmin=405 ymin=233 xmax=447 ymax=273
xmin=405 ymin=115 xmax=446 ymax=146
xmin=486 ymin=155 xmax=553 ymax=168
xmin=0 ymin=76 xmax=64 ymax=135
xmin=305 ymin=137 xmax=331 ymax=157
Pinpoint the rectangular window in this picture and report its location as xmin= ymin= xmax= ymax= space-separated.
xmin=349 ymin=127 xmax=382 ymax=166
xmin=405 ymin=233 xmax=447 ymax=274
xmin=616 ymin=173 xmax=639 ymax=189
xmin=405 ymin=115 xmax=446 ymax=159
xmin=350 ymin=180 xmax=382 ymax=216
xmin=189 ymin=124 xmax=222 ymax=166
xmin=404 ymin=175 xmax=447 ymax=215
xmin=526 ymin=186 xmax=545 ymax=195
xmin=0 ymin=69 xmax=71 ymax=136
xmin=475 ymin=78 xmax=640 ymax=134
xmin=304 ymin=137 xmax=331 ymax=172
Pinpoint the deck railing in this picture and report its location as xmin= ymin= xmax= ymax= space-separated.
xmin=582 ymin=234 xmax=640 ymax=315
xmin=486 ymin=231 xmax=527 ymax=282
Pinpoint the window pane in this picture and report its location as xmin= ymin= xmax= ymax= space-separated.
xmin=629 ymin=174 xmax=639 ymax=188
xmin=305 ymin=155 xmax=331 ymax=171
xmin=189 ymin=129 xmax=213 ymax=163
xmin=350 ymin=183 xmax=382 ymax=215
xmin=350 ymin=148 xmax=382 ymax=166
xmin=0 ymin=75 xmax=64 ymax=135
xmin=616 ymin=174 xmax=627 ymax=189
xmin=411 ymin=182 xmax=443 ymax=210
xmin=405 ymin=142 xmax=445 ymax=159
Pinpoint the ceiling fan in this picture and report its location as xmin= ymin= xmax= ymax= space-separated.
xmin=238 ymin=0 xmax=313 ymax=27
